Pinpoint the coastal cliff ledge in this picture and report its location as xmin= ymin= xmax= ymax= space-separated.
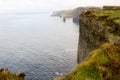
xmin=54 ymin=9 xmax=120 ymax=80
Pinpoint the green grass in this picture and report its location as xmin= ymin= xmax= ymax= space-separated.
xmin=82 ymin=10 xmax=120 ymax=36
xmin=54 ymin=44 xmax=120 ymax=80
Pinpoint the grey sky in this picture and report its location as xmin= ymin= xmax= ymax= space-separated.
xmin=0 ymin=0 xmax=120 ymax=13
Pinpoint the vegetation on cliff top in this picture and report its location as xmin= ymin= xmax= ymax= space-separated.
xmin=54 ymin=43 xmax=120 ymax=80
xmin=0 ymin=68 xmax=25 ymax=80
xmin=82 ymin=10 xmax=120 ymax=36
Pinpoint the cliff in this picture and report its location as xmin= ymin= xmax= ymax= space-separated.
xmin=54 ymin=9 xmax=120 ymax=80
xmin=51 ymin=7 xmax=101 ymax=24
xmin=51 ymin=10 xmax=73 ymax=18
xmin=78 ymin=9 xmax=120 ymax=63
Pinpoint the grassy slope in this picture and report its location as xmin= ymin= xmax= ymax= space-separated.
xmin=0 ymin=69 xmax=25 ymax=80
xmin=55 ymin=44 xmax=120 ymax=80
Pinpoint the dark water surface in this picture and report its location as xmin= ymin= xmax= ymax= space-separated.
xmin=0 ymin=13 xmax=79 ymax=80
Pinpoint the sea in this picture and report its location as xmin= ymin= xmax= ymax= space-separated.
xmin=0 ymin=13 xmax=79 ymax=80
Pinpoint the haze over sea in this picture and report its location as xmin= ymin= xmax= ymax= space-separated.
xmin=0 ymin=13 xmax=78 ymax=80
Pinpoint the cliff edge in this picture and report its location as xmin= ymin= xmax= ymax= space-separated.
xmin=54 ymin=9 xmax=120 ymax=80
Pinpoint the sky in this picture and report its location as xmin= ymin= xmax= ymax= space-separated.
xmin=0 ymin=0 xmax=120 ymax=13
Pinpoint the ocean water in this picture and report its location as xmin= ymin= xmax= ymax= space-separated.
xmin=0 ymin=13 xmax=79 ymax=80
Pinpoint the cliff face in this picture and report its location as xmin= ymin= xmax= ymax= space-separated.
xmin=77 ymin=10 xmax=120 ymax=63
xmin=54 ymin=9 xmax=120 ymax=80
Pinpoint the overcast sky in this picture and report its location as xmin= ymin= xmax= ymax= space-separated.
xmin=0 ymin=0 xmax=120 ymax=13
